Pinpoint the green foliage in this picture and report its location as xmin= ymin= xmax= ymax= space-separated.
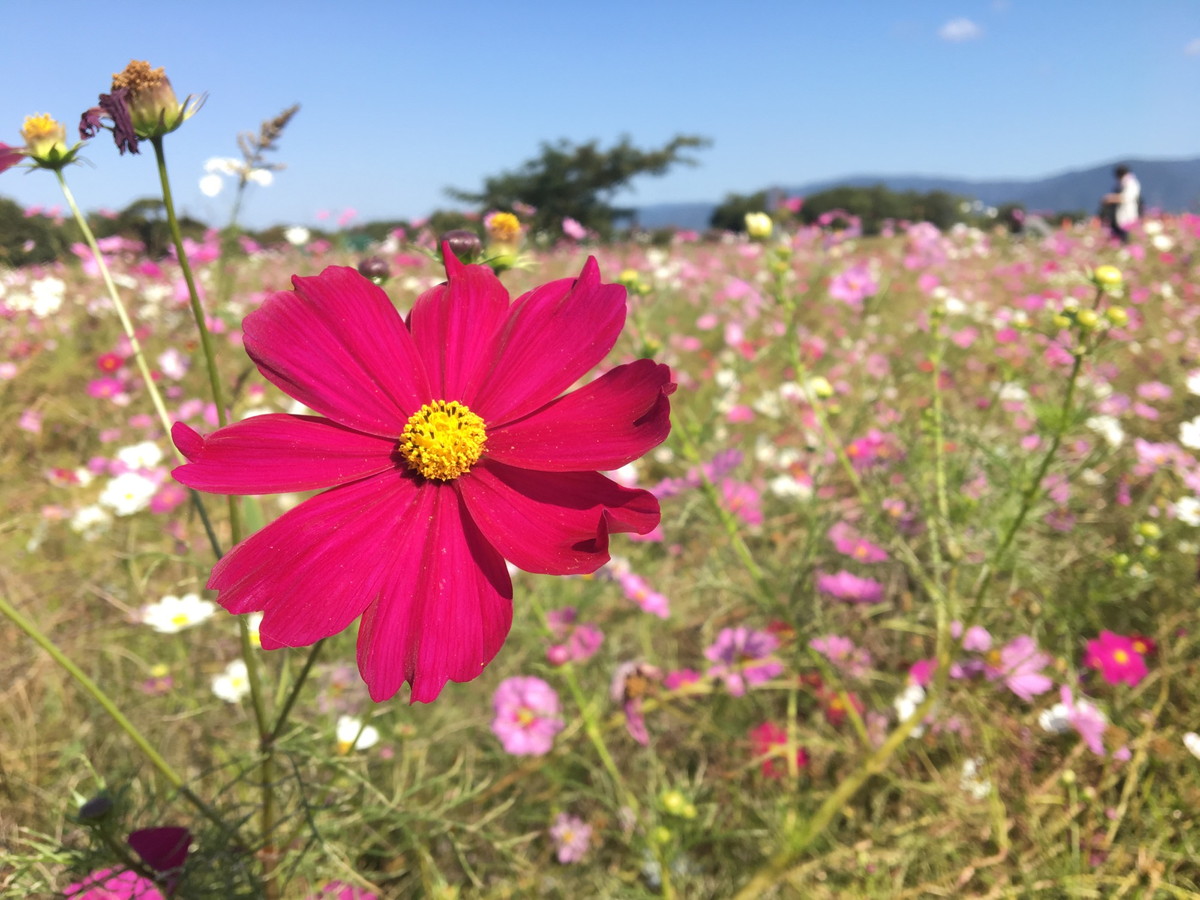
xmin=709 ymin=189 xmax=770 ymax=232
xmin=799 ymin=183 xmax=967 ymax=234
xmin=89 ymin=198 xmax=208 ymax=259
xmin=0 ymin=195 xmax=81 ymax=266
xmin=447 ymin=134 xmax=711 ymax=239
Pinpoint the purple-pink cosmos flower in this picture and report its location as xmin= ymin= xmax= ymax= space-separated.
xmin=491 ymin=675 xmax=564 ymax=756
xmin=172 ymin=257 xmax=673 ymax=702
xmin=704 ymin=627 xmax=783 ymax=696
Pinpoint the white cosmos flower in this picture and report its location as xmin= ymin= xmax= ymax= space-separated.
xmin=1184 ymin=732 xmax=1200 ymax=760
xmin=212 ymin=660 xmax=251 ymax=703
xmin=1180 ymin=416 xmax=1200 ymax=451
xmin=98 ymin=471 xmax=159 ymax=516
xmin=116 ymin=440 xmax=164 ymax=471
xmin=247 ymin=169 xmax=273 ymax=187
xmin=959 ymin=758 xmax=992 ymax=799
xmin=284 ymin=226 xmax=311 ymax=246
xmin=199 ymin=173 xmax=224 ymax=197
xmin=1175 ymin=497 xmax=1200 ymax=528
xmin=141 ymin=593 xmax=216 ymax=633
xmin=204 ymin=157 xmax=241 ymax=176
xmin=69 ymin=504 xmax=111 ymax=539
xmin=1187 ymin=371 xmax=1200 ymax=397
xmin=1085 ymin=415 xmax=1125 ymax=448
xmin=336 ymin=716 xmax=380 ymax=753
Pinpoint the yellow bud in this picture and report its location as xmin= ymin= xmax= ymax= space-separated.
xmin=660 ymin=789 xmax=689 ymax=817
xmin=1052 ymin=314 xmax=1071 ymax=330
xmin=651 ymin=825 xmax=672 ymax=846
xmin=1136 ymin=521 xmax=1161 ymax=541
xmin=1105 ymin=306 xmax=1128 ymax=327
xmin=1076 ymin=309 xmax=1099 ymax=330
xmin=1093 ymin=265 xmax=1123 ymax=288
xmin=744 ymin=211 xmax=773 ymax=239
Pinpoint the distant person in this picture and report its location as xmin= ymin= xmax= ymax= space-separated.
xmin=1102 ymin=164 xmax=1141 ymax=244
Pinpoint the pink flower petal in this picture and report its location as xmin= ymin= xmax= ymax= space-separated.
xmin=356 ymin=484 xmax=513 ymax=702
xmin=210 ymin=472 xmax=424 ymax=646
xmin=0 ymin=143 xmax=24 ymax=174
xmin=471 ymin=257 xmax=627 ymax=424
xmin=242 ymin=266 xmax=430 ymax=436
xmin=408 ymin=251 xmax=511 ymax=401
xmin=487 ymin=359 xmax=674 ymax=471
xmin=458 ymin=460 xmax=660 ymax=574
xmin=172 ymin=417 xmax=397 ymax=494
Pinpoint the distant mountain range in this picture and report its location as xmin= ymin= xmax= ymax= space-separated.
xmin=632 ymin=157 xmax=1200 ymax=231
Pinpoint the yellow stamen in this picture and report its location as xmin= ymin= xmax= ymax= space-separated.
xmin=1113 ymin=649 xmax=1129 ymax=664
xmin=487 ymin=212 xmax=521 ymax=243
xmin=21 ymin=114 xmax=62 ymax=142
xmin=399 ymin=400 xmax=486 ymax=481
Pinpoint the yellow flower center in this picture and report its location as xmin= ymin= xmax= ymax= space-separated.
xmin=21 ymin=114 xmax=62 ymax=142
xmin=1113 ymin=649 xmax=1129 ymax=665
xmin=487 ymin=212 xmax=521 ymax=243
xmin=399 ymin=400 xmax=487 ymax=481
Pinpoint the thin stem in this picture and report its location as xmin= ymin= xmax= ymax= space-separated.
xmin=268 ymin=640 xmax=326 ymax=745
xmin=152 ymin=135 xmax=280 ymax=895
xmin=55 ymin=171 xmax=180 ymax=460
xmin=0 ymin=594 xmax=228 ymax=834
xmin=150 ymin=136 xmax=229 ymax=430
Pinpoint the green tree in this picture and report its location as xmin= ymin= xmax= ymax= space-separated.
xmin=709 ymin=190 xmax=770 ymax=232
xmin=0 ymin=196 xmax=80 ymax=266
xmin=447 ymin=134 xmax=710 ymax=239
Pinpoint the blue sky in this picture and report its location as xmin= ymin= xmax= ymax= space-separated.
xmin=3 ymin=1 xmax=1199 ymax=228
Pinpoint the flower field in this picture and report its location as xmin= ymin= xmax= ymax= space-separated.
xmin=4 ymin=201 xmax=1200 ymax=898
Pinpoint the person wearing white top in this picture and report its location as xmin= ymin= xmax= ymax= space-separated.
xmin=1103 ymin=165 xmax=1141 ymax=243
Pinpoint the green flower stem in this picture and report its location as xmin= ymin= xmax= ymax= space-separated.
xmin=965 ymin=336 xmax=1087 ymax=620
xmin=54 ymin=171 xmax=180 ymax=461
xmin=0 ymin=593 xmax=228 ymax=834
xmin=152 ymin=135 xmax=280 ymax=895
xmin=150 ymin=136 xmax=230 ymax=431
xmin=268 ymin=639 xmax=325 ymax=745
xmin=673 ymin=412 xmax=773 ymax=603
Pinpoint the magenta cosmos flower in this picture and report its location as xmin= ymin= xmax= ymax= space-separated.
xmin=172 ymin=255 xmax=674 ymax=702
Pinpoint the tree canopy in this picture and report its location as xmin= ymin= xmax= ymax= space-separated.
xmin=447 ymin=135 xmax=710 ymax=239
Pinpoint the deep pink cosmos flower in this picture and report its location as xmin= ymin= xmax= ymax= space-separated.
xmin=0 ymin=142 xmax=23 ymax=174
xmin=1084 ymin=631 xmax=1149 ymax=687
xmin=749 ymin=721 xmax=809 ymax=779
xmin=172 ymin=256 xmax=674 ymax=702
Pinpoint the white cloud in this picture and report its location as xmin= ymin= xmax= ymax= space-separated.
xmin=939 ymin=18 xmax=983 ymax=42
xmin=1186 ymin=38 xmax=1200 ymax=56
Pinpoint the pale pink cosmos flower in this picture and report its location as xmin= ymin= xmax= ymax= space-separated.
xmin=491 ymin=676 xmax=564 ymax=756
xmin=809 ymin=634 xmax=872 ymax=679
xmin=815 ymin=570 xmax=885 ymax=604
xmin=985 ymin=635 xmax=1053 ymax=702
xmin=549 ymin=812 xmax=592 ymax=863
xmin=173 ymin=256 xmax=673 ymax=702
